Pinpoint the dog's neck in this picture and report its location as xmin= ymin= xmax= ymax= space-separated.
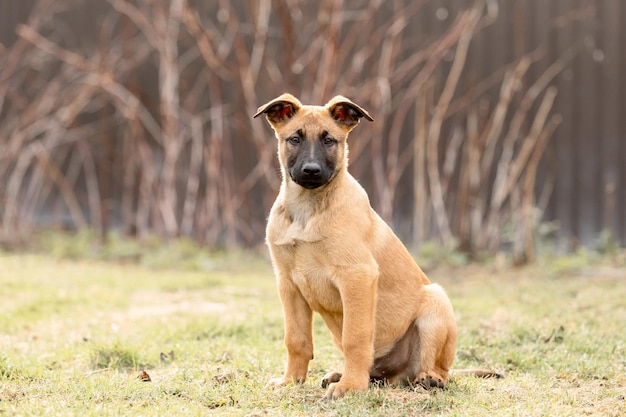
xmin=270 ymin=168 xmax=349 ymax=245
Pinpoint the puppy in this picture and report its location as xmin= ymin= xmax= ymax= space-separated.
xmin=255 ymin=94 xmax=458 ymax=399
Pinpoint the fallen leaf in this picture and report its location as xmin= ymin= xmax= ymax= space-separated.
xmin=138 ymin=370 xmax=151 ymax=382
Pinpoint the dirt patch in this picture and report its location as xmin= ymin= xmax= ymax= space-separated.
xmin=1 ymin=290 xmax=230 ymax=352
xmin=124 ymin=291 xmax=227 ymax=319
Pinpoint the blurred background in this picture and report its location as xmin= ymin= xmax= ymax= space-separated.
xmin=0 ymin=0 xmax=624 ymax=264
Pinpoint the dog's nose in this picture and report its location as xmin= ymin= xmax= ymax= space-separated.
xmin=302 ymin=162 xmax=322 ymax=177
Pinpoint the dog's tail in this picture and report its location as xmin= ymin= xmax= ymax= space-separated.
xmin=449 ymin=369 xmax=505 ymax=379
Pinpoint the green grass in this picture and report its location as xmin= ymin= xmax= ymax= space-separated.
xmin=0 ymin=251 xmax=625 ymax=416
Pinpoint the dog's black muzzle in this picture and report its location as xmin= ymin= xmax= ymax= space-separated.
xmin=290 ymin=161 xmax=332 ymax=189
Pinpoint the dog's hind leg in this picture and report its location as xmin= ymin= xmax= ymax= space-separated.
xmin=412 ymin=284 xmax=457 ymax=389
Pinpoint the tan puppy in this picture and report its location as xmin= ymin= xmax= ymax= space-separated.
xmin=254 ymin=94 xmax=458 ymax=400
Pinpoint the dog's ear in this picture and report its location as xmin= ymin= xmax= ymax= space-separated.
xmin=326 ymin=95 xmax=373 ymax=130
xmin=253 ymin=93 xmax=302 ymax=126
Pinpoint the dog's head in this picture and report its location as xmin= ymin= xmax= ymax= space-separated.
xmin=254 ymin=94 xmax=373 ymax=190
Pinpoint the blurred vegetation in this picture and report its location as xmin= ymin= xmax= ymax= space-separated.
xmin=13 ymin=228 xmax=624 ymax=276
xmin=1 ymin=0 xmax=611 ymax=265
xmin=32 ymin=229 xmax=268 ymax=272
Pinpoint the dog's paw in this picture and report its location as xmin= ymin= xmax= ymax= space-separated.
xmin=268 ymin=375 xmax=304 ymax=387
xmin=323 ymin=378 xmax=368 ymax=400
xmin=321 ymin=371 xmax=342 ymax=388
xmin=268 ymin=376 xmax=288 ymax=387
xmin=415 ymin=371 xmax=446 ymax=389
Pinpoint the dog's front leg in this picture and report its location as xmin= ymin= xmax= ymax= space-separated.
xmin=325 ymin=269 xmax=378 ymax=399
xmin=270 ymin=276 xmax=314 ymax=386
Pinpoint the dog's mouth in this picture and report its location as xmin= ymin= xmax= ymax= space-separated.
xmin=290 ymin=175 xmax=328 ymax=189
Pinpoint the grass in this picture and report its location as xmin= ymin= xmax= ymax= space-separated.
xmin=0 ymin=249 xmax=625 ymax=416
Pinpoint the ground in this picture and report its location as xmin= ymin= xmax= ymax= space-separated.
xmin=0 ymin=251 xmax=625 ymax=416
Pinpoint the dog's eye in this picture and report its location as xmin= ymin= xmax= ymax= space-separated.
xmin=323 ymin=137 xmax=337 ymax=146
xmin=287 ymin=136 xmax=301 ymax=145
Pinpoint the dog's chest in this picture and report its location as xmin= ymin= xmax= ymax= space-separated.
xmin=289 ymin=245 xmax=342 ymax=314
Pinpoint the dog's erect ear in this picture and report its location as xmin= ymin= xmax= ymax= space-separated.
xmin=253 ymin=93 xmax=302 ymax=125
xmin=326 ymin=95 xmax=373 ymax=129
